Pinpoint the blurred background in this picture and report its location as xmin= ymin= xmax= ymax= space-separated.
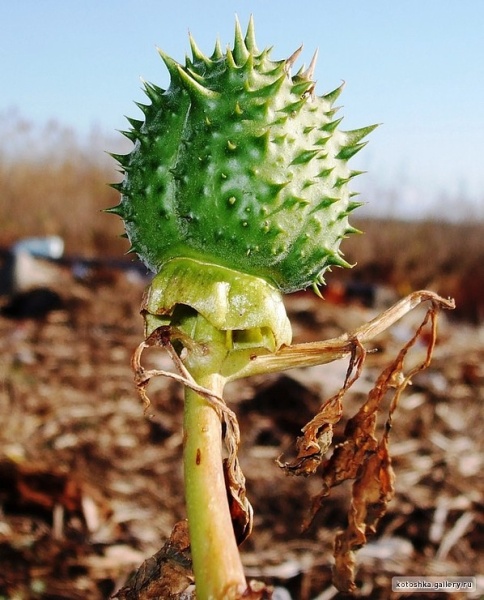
xmin=0 ymin=2 xmax=482 ymax=599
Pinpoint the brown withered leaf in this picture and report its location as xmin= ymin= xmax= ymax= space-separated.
xmin=277 ymin=343 xmax=366 ymax=476
xmin=112 ymin=519 xmax=273 ymax=600
xmin=333 ymin=428 xmax=395 ymax=592
xmin=283 ymin=298 xmax=443 ymax=592
xmin=332 ymin=303 xmax=439 ymax=590
xmin=224 ymin=455 xmax=254 ymax=545
xmin=112 ymin=520 xmax=193 ymax=600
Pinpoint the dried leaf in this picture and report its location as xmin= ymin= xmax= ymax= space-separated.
xmin=277 ymin=343 xmax=366 ymax=476
xmin=333 ymin=430 xmax=395 ymax=592
xmin=331 ymin=302 xmax=442 ymax=590
xmin=280 ymin=296 xmax=447 ymax=591
xmin=113 ymin=520 xmax=193 ymax=600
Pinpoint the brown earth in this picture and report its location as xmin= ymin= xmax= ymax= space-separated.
xmin=0 ymin=272 xmax=482 ymax=599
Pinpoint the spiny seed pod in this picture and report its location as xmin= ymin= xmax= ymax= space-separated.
xmin=109 ymin=17 xmax=376 ymax=295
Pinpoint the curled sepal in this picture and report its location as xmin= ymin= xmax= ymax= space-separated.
xmin=141 ymin=257 xmax=292 ymax=351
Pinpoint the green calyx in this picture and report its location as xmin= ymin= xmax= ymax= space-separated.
xmin=141 ymin=257 xmax=292 ymax=353
xmin=110 ymin=17 xmax=376 ymax=293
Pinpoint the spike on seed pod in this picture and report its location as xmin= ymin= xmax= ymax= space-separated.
xmin=299 ymin=49 xmax=319 ymax=81
xmin=344 ymin=225 xmax=362 ymax=236
xmin=336 ymin=142 xmax=368 ymax=161
xmin=185 ymin=67 xmax=208 ymax=85
xmin=282 ymin=98 xmax=308 ymax=115
xmin=189 ymin=33 xmax=211 ymax=66
xmin=323 ymin=82 xmax=345 ymax=105
xmin=309 ymin=197 xmax=340 ymax=213
xmin=233 ymin=17 xmax=250 ymax=65
xmin=119 ymin=128 xmax=137 ymax=142
xmin=142 ymin=80 xmax=164 ymax=103
xmin=321 ymin=117 xmax=344 ymax=133
xmin=225 ymin=46 xmax=237 ymax=70
xmin=126 ymin=116 xmax=144 ymax=132
xmin=344 ymin=124 xmax=379 ymax=145
xmin=176 ymin=65 xmax=219 ymax=100
xmin=211 ymin=38 xmax=223 ymax=60
xmin=290 ymin=149 xmax=320 ymax=166
xmin=292 ymin=80 xmax=315 ymax=97
xmin=156 ymin=47 xmax=180 ymax=79
xmin=234 ymin=102 xmax=244 ymax=116
xmin=104 ymin=202 xmax=124 ymax=216
xmin=317 ymin=167 xmax=335 ymax=179
xmin=257 ymin=74 xmax=287 ymax=99
xmin=244 ymin=15 xmax=258 ymax=53
xmin=347 ymin=200 xmax=364 ymax=212
xmin=285 ymin=45 xmax=304 ymax=72
xmin=109 ymin=152 xmax=130 ymax=167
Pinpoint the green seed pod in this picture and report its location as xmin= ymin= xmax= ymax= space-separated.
xmin=109 ymin=18 xmax=377 ymax=350
xmin=109 ymin=17 xmax=376 ymax=295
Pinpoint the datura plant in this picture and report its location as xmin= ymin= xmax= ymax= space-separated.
xmin=109 ymin=17 xmax=454 ymax=600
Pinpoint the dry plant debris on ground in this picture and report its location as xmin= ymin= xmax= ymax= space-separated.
xmin=0 ymin=273 xmax=482 ymax=599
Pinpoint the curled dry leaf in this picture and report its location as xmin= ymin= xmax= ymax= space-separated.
xmin=112 ymin=520 xmax=193 ymax=600
xmin=277 ymin=342 xmax=366 ymax=476
xmin=280 ymin=295 xmax=445 ymax=592
xmin=333 ymin=429 xmax=395 ymax=592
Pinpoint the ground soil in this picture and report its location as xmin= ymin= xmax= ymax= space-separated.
xmin=0 ymin=272 xmax=482 ymax=599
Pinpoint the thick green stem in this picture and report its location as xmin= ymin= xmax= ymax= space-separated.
xmin=175 ymin=310 xmax=247 ymax=599
xmin=184 ymin=374 xmax=246 ymax=599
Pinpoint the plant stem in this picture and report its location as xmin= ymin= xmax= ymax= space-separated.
xmin=183 ymin=376 xmax=246 ymax=599
xmin=179 ymin=312 xmax=247 ymax=600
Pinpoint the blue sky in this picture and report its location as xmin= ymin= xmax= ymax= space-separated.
xmin=1 ymin=1 xmax=483 ymax=219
